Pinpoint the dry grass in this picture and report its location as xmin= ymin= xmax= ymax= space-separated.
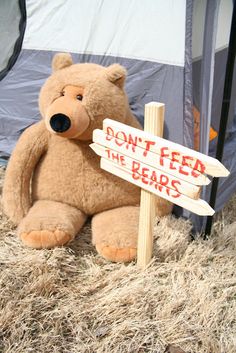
xmin=0 ymin=166 xmax=235 ymax=353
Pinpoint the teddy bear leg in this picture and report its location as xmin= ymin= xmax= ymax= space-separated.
xmin=18 ymin=200 xmax=87 ymax=249
xmin=92 ymin=206 xmax=139 ymax=263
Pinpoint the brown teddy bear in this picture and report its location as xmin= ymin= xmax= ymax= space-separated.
xmin=2 ymin=53 xmax=172 ymax=262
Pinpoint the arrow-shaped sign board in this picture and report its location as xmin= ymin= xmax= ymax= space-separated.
xmin=91 ymin=122 xmax=229 ymax=215
xmin=90 ymin=102 xmax=230 ymax=267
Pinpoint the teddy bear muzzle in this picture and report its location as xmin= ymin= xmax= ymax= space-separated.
xmin=45 ymin=101 xmax=90 ymax=139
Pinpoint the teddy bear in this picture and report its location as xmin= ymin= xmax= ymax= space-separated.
xmin=2 ymin=53 xmax=172 ymax=262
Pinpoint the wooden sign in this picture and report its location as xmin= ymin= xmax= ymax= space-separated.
xmin=91 ymin=117 xmax=229 ymax=216
xmin=91 ymin=102 xmax=230 ymax=268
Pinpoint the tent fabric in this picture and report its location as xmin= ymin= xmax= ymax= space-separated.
xmin=193 ymin=49 xmax=236 ymax=137
xmin=183 ymin=0 xmax=194 ymax=150
xmin=199 ymin=0 xmax=220 ymax=157
xmin=23 ymin=0 xmax=186 ymax=66
xmin=0 ymin=0 xmax=21 ymax=72
xmin=192 ymin=0 xmax=233 ymax=59
xmin=197 ymin=0 xmax=220 ymax=228
xmin=0 ymin=0 xmax=26 ymax=80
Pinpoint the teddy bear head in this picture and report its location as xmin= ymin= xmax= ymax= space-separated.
xmin=39 ymin=53 xmax=130 ymax=140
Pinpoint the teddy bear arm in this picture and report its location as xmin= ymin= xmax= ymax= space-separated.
xmin=125 ymin=110 xmax=143 ymax=130
xmin=155 ymin=196 xmax=173 ymax=217
xmin=2 ymin=121 xmax=49 ymax=225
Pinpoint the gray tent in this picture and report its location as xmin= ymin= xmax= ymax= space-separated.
xmin=0 ymin=0 xmax=235 ymax=232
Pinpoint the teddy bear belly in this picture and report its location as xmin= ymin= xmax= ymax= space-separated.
xmin=32 ymin=142 xmax=140 ymax=215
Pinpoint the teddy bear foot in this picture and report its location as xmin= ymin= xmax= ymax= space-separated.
xmin=17 ymin=200 xmax=87 ymax=249
xmin=92 ymin=206 xmax=139 ymax=263
xmin=20 ymin=229 xmax=72 ymax=249
xmin=96 ymin=244 xmax=137 ymax=263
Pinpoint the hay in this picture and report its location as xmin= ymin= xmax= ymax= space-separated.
xmin=0 ymin=166 xmax=235 ymax=353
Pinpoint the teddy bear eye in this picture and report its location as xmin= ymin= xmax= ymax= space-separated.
xmin=61 ymin=91 xmax=65 ymax=96
xmin=77 ymin=94 xmax=83 ymax=101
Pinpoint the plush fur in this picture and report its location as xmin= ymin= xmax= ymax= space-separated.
xmin=2 ymin=53 xmax=172 ymax=262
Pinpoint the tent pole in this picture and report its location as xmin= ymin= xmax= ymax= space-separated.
xmin=205 ymin=1 xmax=236 ymax=236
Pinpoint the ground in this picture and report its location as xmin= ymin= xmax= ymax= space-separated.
xmin=0 ymin=166 xmax=235 ymax=353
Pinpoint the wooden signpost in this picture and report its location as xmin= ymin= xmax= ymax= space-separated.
xmin=90 ymin=102 xmax=230 ymax=268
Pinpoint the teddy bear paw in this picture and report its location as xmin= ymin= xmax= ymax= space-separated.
xmin=20 ymin=229 xmax=72 ymax=249
xmin=96 ymin=244 xmax=137 ymax=263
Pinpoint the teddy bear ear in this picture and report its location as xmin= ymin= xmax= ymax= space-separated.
xmin=105 ymin=64 xmax=127 ymax=88
xmin=52 ymin=53 xmax=73 ymax=72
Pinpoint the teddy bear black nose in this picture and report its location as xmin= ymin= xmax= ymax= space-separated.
xmin=50 ymin=114 xmax=71 ymax=133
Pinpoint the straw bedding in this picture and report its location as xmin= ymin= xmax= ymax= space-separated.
xmin=0 ymin=166 xmax=235 ymax=353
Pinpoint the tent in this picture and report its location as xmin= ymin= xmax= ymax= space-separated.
xmin=0 ymin=0 xmax=235 ymax=233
